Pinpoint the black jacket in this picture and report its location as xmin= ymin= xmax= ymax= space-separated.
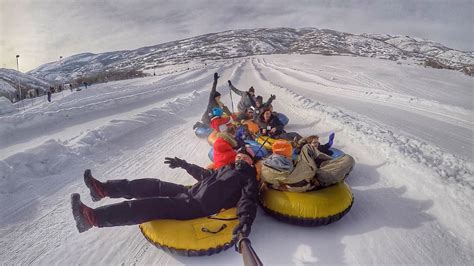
xmin=182 ymin=163 xmax=258 ymax=224
xmin=257 ymin=112 xmax=285 ymax=137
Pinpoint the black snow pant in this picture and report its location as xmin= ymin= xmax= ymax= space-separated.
xmin=318 ymin=143 xmax=333 ymax=156
xmin=276 ymin=132 xmax=303 ymax=142
xmin=93 ymin=179 xmax=205 ymax=227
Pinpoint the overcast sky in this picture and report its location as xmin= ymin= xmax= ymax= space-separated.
xmin=1 ymin=0 xmax=473 ymax=72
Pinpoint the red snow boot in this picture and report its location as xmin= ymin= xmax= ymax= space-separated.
xmin=84 ymin=169 xmax=107 ymax=202
xmin=71 ymin=193 xmax=97 ymax=233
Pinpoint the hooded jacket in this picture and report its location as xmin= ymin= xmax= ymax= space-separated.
xmin=229 ymin=84 xmax=256 ymax=113
xmin=213 ymin=132 xmax=238 ymax=169
xmin=257 ymin=112 xmax=285 ymax=137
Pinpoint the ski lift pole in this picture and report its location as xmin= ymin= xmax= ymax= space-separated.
xmin=236 ymin=234 xmax=263 ymax=266
xmin=228 ymin=86 xmax=235 ymax=113
xmin=254 ymin=134 xmax=270 ymax=158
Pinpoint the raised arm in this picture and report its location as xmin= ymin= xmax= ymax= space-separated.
xmin=164 ymin=157 xmax=213 ymax=181
xmin=208 ymin=73 xmax=219 ymax=102
xmin=228 ymin=81 xmax=244 ymax=96
xmin=264 ymin=94 xmax=276 ymax=107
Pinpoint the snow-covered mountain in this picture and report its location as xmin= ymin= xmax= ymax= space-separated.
xmin=1 ymin=55 xmax=473 ymax=264
xmin=0 ymin=68 xmax=52 ymax=99
xmin=28 ymin=28 xmax=473 ymax=81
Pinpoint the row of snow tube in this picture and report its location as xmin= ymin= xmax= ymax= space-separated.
xmin=194 ymin=112 xmax=290 ymax=139
xmin=140 ymin=113 xmax=353 ymax=256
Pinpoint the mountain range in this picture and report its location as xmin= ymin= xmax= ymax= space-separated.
xmin=1 ymin=27 xmax=473 ymax=98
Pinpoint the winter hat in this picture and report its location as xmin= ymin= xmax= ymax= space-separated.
xmin=212 ymin=107 xmax=223 ymax=117
xmin=237 ymin=146 xmax=255 ymax=165
xmin=248 ymin=86 xmax=255 ymax=93
xmin=213 ymin=91 xmax=221 ymax=98
xmin=272 ymin=140 xmax=293 ymax=158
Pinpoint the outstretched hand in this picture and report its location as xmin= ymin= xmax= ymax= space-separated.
xmin=214 ymin=73 xmax=219 ymax=80
xmin=270 ymin=94 xmax=276 ymax=100
xmin=228 ymin=80 xmax=232 ymax=86
xmin=164 ymin=157 xmax=187 ymax=169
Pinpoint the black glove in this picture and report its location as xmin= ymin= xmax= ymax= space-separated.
xmin=228 ymin=80 xmax=232 ymax=86
xmin=214 ymin=73 xmax=219 ymax=80
xmin=164 ymin=157 xmax=187 ymax=169
xmin=233 ymin=219 xmax=251 ymax=237
xmin=270 ymin=94 xmax=276 ymax=100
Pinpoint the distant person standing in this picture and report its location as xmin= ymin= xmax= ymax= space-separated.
xmin=47 ymin=89 xmax=52 ymax=102
xmin=83 ymin=82 xmax=88 ymax=89
xmin=70 ymin=84 xmax=73 ymax=92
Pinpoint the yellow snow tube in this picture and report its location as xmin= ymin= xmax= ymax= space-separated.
xmin=256 ymin=136 xmax=281 ymax=151
xmin=260 ymin=182 xmax=353 ymax=226
xmin=139 ymin=208 xmax=239 ymax=256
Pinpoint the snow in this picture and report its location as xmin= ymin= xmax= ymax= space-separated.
xmin=0 ymin=80 xmax=16 ymax=94
xmin=0 ymin=55 xmax=472 ymax=264
xmin=0 ymin=97 xmax=17 ymax=115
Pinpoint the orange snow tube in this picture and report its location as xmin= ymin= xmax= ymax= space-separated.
xmin=242 ymin=120 xmax=259 ymax=134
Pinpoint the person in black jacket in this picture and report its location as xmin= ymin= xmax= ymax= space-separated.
xmin=257 ymin=109 xmax=285 ymax=137
xmin=253 ymin=95 xmax=275 ymax=121
xmin=257 ymin=109 xmax=302 ymax=141
xmin=193 ymin=73 xmax=232 ymax=129
xmin=71 ymin=149 xmax=258 ymax=238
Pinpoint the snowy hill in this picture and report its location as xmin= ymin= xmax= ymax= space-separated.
xmin=0 ymin=68 xmax=52 ymax=99
xmin=1 ymin=55 xmax=472 ymax=264
xmin=28 ymin=28 xmax=473 ymax=82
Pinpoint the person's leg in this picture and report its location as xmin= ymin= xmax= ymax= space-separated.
xmin=316 ymin=155 xmax=355 ymax=187
xmin=94 ymin=196 xmax=204 ymax=227
xmin=277 ymin=132 xmax=302 ymax=141
xmin=318 ymin=144 xmax=334 ymax=156
xmin=71 ymin=193 xmax=205 ymax=231
xmin=84 ymin=169 xmax=188 ymax=200
xmin=104 ymin=178 xmax=189 ymax=199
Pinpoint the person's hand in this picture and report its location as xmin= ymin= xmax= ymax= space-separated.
xmin=233 ymin=217 xmax=251 ymax=237
xmin=262 ymin=129 xmax=267 ymax=134
xmin=270 ymin=128 xmax=277 ymax=133
xmin=270 ymin=94 xmax=276 ymax=100
xmin=214 ymin=73 xmax=219 ymax=80
xmin=228 ymin=80 xmax=232 ymax=86
xmin=164 ymin=157 xmax=187 ymax=169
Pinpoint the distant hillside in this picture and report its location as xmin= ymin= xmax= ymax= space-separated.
xmin=0 ymin=69 xmax=52 ymax=101
xmin=28 ymin=27 xmax=473 ymax=81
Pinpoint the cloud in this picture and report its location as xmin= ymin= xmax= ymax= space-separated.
xmin=1 ymin=0 xmax=472 ymax=71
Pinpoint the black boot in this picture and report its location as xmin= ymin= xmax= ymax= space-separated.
xmin=71 ymin=193 xmax=97 ymax=233
xmin=84 ymin=169 xmax=107 ymax=202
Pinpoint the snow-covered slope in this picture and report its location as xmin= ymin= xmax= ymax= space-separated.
xmin=0 ymin=68 xmax=52 ymax=98
xmin=1 ymin=55 xmax=472 ymax=265
xmin=28 ymin=28 xmax=473 ymax=82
